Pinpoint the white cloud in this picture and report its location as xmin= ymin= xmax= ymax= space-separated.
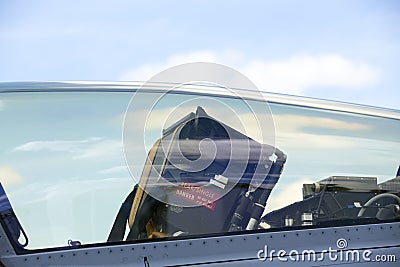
xmin=273 ymin=114 xmax=371 ymax=133
xmin=265 ymin=179 xmax=313 ymax=213
xmin=13 ymin=137 xmax=122 ymax=159
xmin=0 ymin=166 xmax=22 ymax=185
xmin=119 ymin=50 xmax=243 ymax=82
xmin=272 ymin=114 xmax=373 ymax=150
xmin=242 ymin=54 xmax=380 ymax=94
xmin=98 ymin=165 xmax=128 ymax=175
xmin=276 ymin=132 xmax=355 ymax=150
xmin=119 ymin=51 xmax=380 ymax=95
xmin=124 ymin=106 xmax=196 ymax=132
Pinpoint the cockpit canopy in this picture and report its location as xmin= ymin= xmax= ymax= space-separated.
xmin=0 ymin=82 xmax=398 ymax=253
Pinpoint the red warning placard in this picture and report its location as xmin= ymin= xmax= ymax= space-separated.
xmin=174 ymin=182 xmax=220 ymax=210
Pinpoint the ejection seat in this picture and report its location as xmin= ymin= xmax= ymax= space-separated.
xmin=108 ymin=107 xmax=286 ymax=242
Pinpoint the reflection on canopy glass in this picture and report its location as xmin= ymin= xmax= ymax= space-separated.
xmin=0 ymin=89 xmax=399 ymax=253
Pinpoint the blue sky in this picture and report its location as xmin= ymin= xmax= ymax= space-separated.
xmin=1 ymin=0 xmax=399 ymax=109
xmin=0 ymin=1 xmax=399 ymax=248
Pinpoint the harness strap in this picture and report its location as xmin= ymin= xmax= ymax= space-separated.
xmin=128 ymin=139 xmax=161 ymax=228
xmin=107 ymin=185 xmax=137 ymax=242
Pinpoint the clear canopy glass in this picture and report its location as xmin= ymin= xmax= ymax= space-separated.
xmin=0 ymin=85 xmax=399 ymax=252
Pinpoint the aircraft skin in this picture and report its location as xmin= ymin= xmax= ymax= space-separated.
xmin=0 ymin=221 xmax=399 ymax=266
xmin=0 ymin=82 xmax=399 ymax=266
